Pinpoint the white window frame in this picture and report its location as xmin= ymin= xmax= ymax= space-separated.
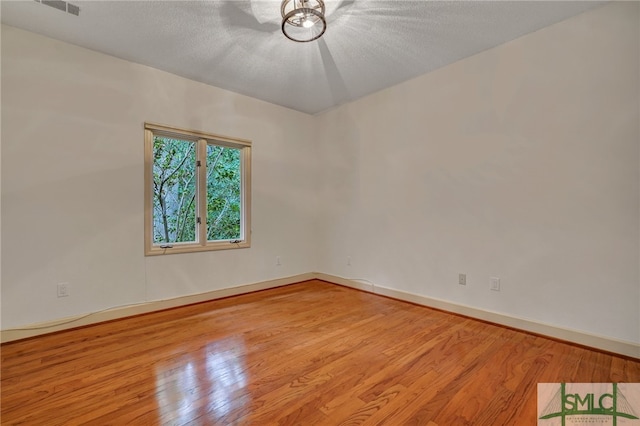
xmin=144 ymin=122 xmax=251 ymax=255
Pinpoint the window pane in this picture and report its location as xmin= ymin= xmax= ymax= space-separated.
xmin=206 ymin=144 xmax=241 ymax=241
xmin=152 ymin=137 xmax=197 ymax=244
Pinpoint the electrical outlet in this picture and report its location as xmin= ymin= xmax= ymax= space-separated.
xmin=276 ymin=256 xmax=281 ymax=266
xmin=458 ymin=273 xmax=466 ymax=286
xmin=490 ymin=277 xmax=500 ymax=291
xmin=57 ymin=282 xmax=70 ymax=297
xmin=347 ymin=256 xmax=352 ymax=266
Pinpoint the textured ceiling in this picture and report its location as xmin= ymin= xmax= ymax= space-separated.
xmin=1 ymin=1 xmax=606 ymax=114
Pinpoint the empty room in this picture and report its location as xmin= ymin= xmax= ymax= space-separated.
xmin=1 ymin=0 xmax=639 ymax=424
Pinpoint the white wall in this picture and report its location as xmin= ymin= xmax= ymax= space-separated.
xmin=316 ymin=2 xmax=640 ymax=344
xmin=1 ymin=25 xmax=319 ymax=328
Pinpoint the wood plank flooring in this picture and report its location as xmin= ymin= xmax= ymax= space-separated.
xmin=1 ymin=280 xmax=639 ymax=425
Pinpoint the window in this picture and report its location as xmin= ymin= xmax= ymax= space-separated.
xmin=144 ymin=123 xmax=251 ymax=255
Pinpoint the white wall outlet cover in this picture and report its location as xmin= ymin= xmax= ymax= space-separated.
xmin=490 ymin=277 xmax=500 ymax=291
xmin=57 ymin=282 xmax=70 ymax=297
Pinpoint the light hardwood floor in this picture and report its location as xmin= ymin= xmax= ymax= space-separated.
xmin=2 ymin=280 xmax=639 ymax=425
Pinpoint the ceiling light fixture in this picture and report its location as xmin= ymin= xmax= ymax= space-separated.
xmin=281 ymin=0 xmax=326 ymax=43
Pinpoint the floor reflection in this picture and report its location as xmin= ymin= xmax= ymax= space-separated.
xmin=155 ymin=335 xmax=249 ymax=424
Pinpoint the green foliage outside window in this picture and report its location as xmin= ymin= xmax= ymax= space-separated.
xmin=206 ymin=144 xmax=241 ymax=241
xmin=153 ymin=136 xmax=241 ymax=244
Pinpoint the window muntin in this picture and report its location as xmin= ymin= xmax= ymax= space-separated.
xmin=144 ymin=123 xmax=251 ymax=255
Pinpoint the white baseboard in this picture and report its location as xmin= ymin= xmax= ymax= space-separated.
xmin=3 ymin=272 xmax=639 ymax=359
xmin=0 ymin=273 xmax=315 ymax=344
xmin=315 ymin=273 xmax=640 ymax=359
